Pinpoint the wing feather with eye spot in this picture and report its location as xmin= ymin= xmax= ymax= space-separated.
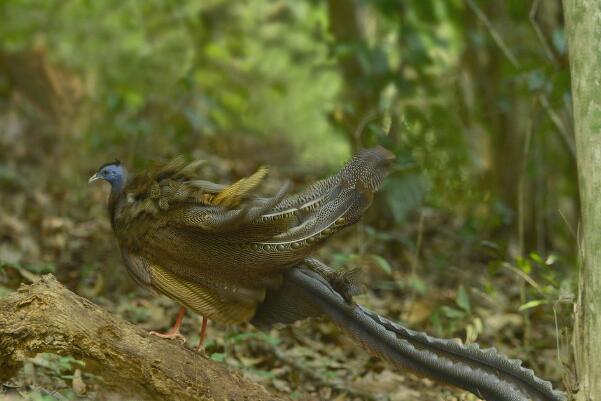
xmin=111 ymin=148 xmax=394 ymax=324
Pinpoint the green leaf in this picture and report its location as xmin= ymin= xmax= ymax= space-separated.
xmin=229 ymin=332 xmax=255 ymax=343
xmin=332 ymin=252 xmax=354 ymax=268
xmin=529 ymin=252 xmax=544 ymax=265
xmin=0 ymin=286 xmax=11 ymax=299
xmin=516 ymin=257 xmax=532 ymax=274
xmin=545 ymin=254 xmax=557 ymax=265
xmin=210 ymin=352 xmax=226 ymax=362
xmin=28 ymin=262 xmax=56 ymax=274
xmin=408 ymin=275 xmax=427 ymax=295
xmin=371 ymin=255 xmax=392 ymax=274
xmin=258 ymin=332 xmax=280 ymax=346
xmin=440 ymin=306 xmax=465 ymax=320
xmin=456 ymin=285 xmax=471 ymax=313
xmin=384 ymin=173 xmax=428 ymax=223
xmin=518 ymin=299 xmax=548 ymax=311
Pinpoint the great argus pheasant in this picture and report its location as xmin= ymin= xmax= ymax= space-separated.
xmin=89 ymin=147 xmax=565 ymax=401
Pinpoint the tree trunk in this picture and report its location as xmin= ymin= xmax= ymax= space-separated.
xmin=563 ymin=1 xmax=601 ymax=400
xmin=0 ymin=275 xmax=286 ymax=401
xmin=327 ymin=0 xmax=365 ymax=151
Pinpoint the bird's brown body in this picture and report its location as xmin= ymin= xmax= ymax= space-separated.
xmin=110 ymin=147 xmax=394 ymax=324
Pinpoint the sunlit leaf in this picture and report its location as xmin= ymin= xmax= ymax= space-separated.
xmin=529 ymin=252 xmax=544 ymax=265
xmin=518 ymin=299 xmax=548 ymax=312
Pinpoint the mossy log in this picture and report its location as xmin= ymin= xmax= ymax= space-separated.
xmin=0 ymin=274 xmax=286 ymax=401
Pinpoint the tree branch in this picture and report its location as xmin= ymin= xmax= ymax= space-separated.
xmin=0 ymin=274 xmax=286 ymax=401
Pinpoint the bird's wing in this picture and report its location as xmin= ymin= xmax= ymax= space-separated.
xmin=116 ymin=156 xmax=269 ymax=226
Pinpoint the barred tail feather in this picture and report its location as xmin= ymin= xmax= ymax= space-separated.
xmin=253 ymin=267 xmax=565 ymax=401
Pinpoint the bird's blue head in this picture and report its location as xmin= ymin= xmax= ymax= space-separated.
xmin=89 ymin=161 xmax=128 ymax=195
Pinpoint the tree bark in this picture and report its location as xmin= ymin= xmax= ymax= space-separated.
xmin=0 ymin=274 xmax=286 ymax=401
xmin=563 ymin=1 xmax=601 ymax=400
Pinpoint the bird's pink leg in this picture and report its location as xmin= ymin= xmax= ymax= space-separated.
xmin=195 ymin=316 xmax=208 ymax=351
xmin=150 ymin=306 xmax=186 ymax=342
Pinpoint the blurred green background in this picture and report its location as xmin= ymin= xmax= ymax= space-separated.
xmin=0 ymin=0 xmax=575 ymax=400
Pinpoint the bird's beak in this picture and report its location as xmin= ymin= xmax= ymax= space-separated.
xmin=88 ymin=173 xmax=101 ymax=184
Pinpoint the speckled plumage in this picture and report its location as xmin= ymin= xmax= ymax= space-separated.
xmin=101 ymin=147 xmax=394 ymax=324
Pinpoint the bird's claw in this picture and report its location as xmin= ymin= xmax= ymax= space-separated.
xmin=149 ymin=330 xmax=187 ymax=343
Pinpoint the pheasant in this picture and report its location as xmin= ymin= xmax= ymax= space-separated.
xmin=89 ymin=147 xmax=564 ymax=401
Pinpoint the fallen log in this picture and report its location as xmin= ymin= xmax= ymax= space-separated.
xmin=0 ymin=274 xmax=285 ymax=401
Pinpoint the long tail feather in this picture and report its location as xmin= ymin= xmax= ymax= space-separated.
xmin=253 ymin=267 xmax=565 ymax=401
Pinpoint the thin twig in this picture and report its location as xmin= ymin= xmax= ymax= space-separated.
xmin=465 ymin=0 xmax=520 ymax=68
xmin=354 ymin=108 xmax=381 ymax=146
xmin=557 ymin=208 xmax=577 ymax=240
xmin=412 ymin=209 xmax=425 ymax=275
xmin=529 ymin=0 xmax=558 ymax=65
xmin=518 ymin=112 xmax=534 ymax=256
xmin=502 ymin=262 xmax=544 ymax=295
xmin=538 ymin=94 xmax=576 ymax=159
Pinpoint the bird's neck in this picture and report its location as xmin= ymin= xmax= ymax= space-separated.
xmin=108 ymin=175 xmax=126 ymax=228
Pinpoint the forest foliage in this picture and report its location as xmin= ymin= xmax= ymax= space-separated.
xmin=0 ymin=1 xmax=576 ymax=400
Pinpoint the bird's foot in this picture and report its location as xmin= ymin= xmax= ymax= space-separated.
xmin=149 ymin=329 xmax=186 ymax=342
xmin=150 ymin=306 xmax=187 ymax=343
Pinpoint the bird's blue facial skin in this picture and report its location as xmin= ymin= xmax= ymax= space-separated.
xmin=92 ymin=163 xmax=127 ymax=194
xmin=98 ymin=164 xmax=124 ymax=185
